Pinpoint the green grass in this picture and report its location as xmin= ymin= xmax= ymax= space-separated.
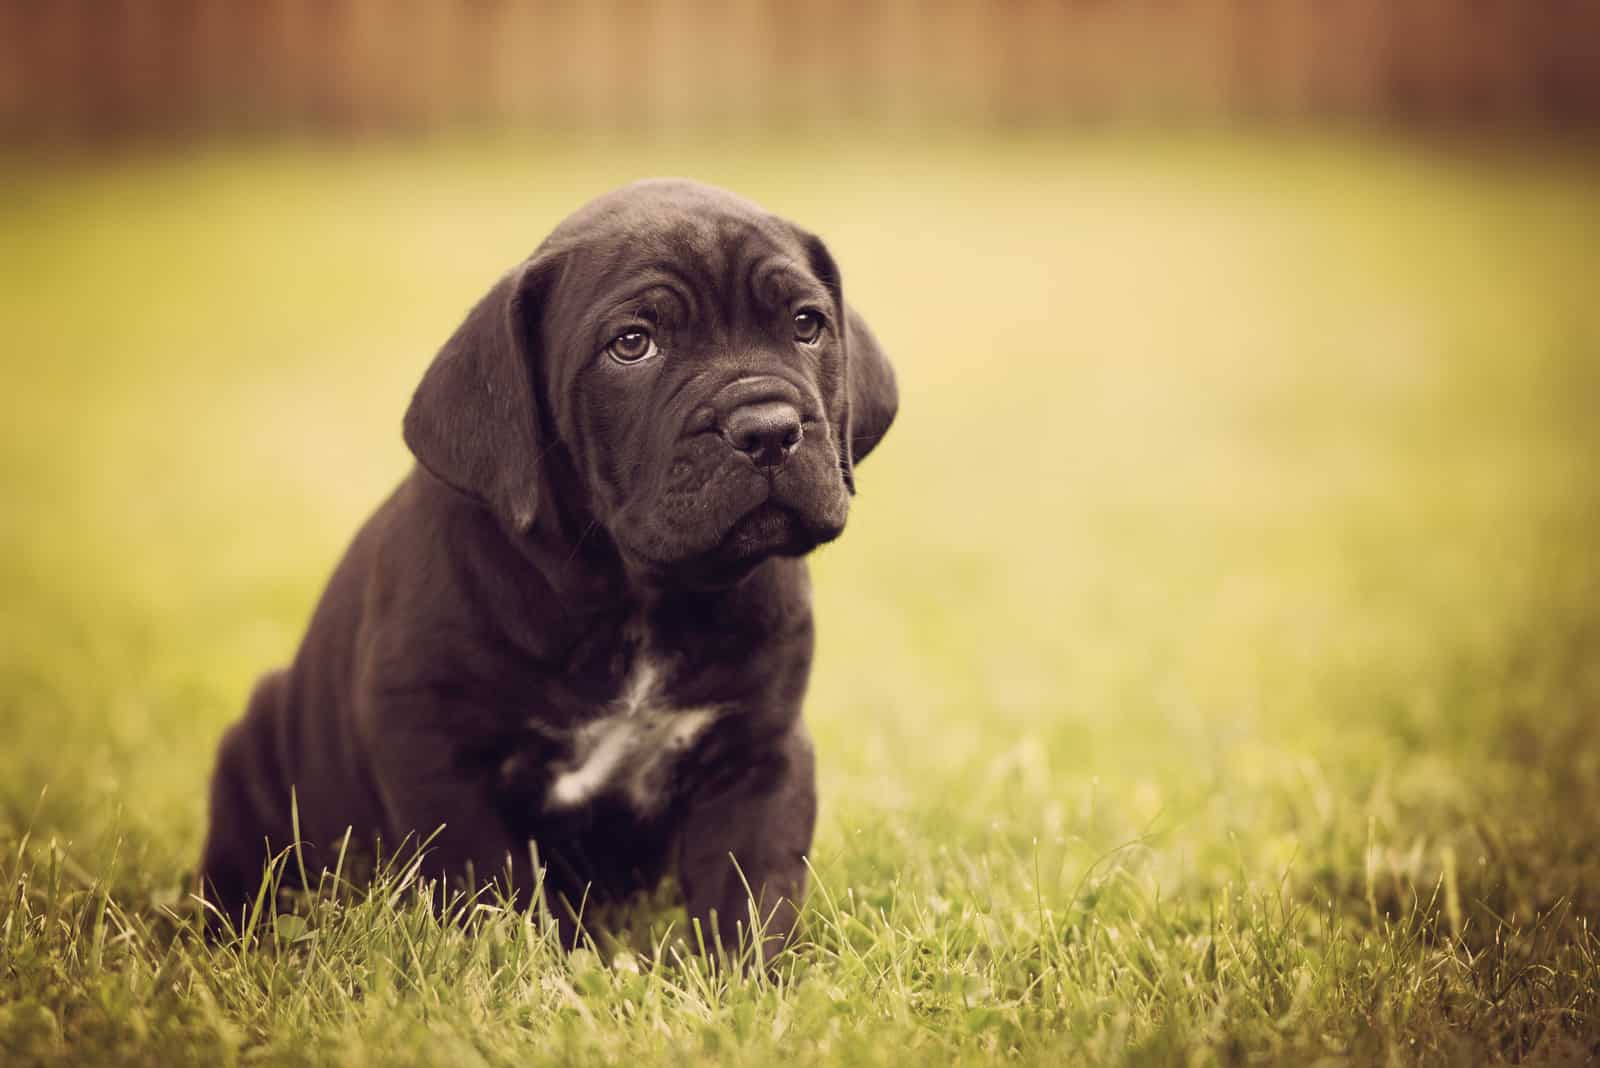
xmin=2 ymin=131 xmax=1599 ymax=1066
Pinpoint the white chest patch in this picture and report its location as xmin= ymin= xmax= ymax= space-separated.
xmin=543 ymin=657 xmax=722 ymax=816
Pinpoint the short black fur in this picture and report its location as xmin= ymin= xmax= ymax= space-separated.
xmin=199 ymin=180 xmax=897 ymax=961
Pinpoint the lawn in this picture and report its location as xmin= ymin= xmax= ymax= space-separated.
xmin=2 ymin=131 xmax=1598 ymax=1066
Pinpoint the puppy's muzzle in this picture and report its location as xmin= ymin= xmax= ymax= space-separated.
xmin=722 ymin=401 xmax=802 ymax=472
xmin=714 ymin=376 xmax=808 ymax=473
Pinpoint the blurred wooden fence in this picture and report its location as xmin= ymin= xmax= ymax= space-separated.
xmin=2 ymin=0 xmax=1597 ymax=142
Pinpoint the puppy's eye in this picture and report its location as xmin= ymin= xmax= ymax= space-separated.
xmin=606 ymin=329 xmax=658 ymax=365
xmin=793 ymin=310 xmax=824 ymax=345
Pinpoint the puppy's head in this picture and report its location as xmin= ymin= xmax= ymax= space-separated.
xmin=404 ymin=179 xmax=897 ymax=586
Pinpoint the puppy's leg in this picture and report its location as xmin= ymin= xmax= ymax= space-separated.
xmin=678 ymin=725 xmax=817 ymax=966
xmin=199 ymin=670 xmax=293 ymax=928
xmin=364 ymin=710 xmax=539 ymax=912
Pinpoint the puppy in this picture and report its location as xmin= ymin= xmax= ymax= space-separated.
xmin=199 ymin=179 xmax=897 ymax=959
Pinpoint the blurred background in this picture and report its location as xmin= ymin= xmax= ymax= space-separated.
xmin=2 ymin=0 xmax=1599 ymax=995
xmin=3 ymin=0 xmax=1600 ymax=138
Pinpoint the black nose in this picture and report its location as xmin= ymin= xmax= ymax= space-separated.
xmin=722 ymin=401 xmax=803 ymax=470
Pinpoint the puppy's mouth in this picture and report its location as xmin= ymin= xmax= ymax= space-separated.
xmin=723 ymin=501 xmax=810 ymax=559
xmin=611 ymin=433 xmax=851 ymax=585
xmin=634 ymin=498 xmax=834 ymax=590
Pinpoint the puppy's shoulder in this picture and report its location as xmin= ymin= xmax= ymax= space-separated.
xmin=357 ymin=468 xmax=577 ymax=681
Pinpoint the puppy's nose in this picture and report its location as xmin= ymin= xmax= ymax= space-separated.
xmin=722 ymin=401 xmax=803 ymax=471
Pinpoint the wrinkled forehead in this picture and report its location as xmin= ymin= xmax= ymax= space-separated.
xmin=541 ymin=184 xmax=828 ymax=320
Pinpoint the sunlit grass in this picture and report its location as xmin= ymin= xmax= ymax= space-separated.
xmin=2 ymin=131 xmax=1598 ymax=1065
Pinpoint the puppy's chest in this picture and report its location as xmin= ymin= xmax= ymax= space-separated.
xmin=503 ymin=653 xmax=723 ymax=820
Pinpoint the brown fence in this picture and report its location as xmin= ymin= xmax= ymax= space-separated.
xmin=2 ymin=0 xmax=1598 ymax=142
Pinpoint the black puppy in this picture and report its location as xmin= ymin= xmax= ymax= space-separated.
xmin=199 ymin=179 xmax=897 ymax=959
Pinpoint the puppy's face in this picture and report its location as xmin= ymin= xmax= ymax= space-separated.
xmin=404 ymin=179 xmax=897 ymax=588
xmin=543 ymin=192 xmax=851 ymax=583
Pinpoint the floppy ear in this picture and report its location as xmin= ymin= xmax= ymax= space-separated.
xmin=403 ymin=258 xmax=555 ymax=534
xmin=840 ymin=303 xmax=897 ymax=468
xmin=796 ymin=232 xmax=898 ymax=490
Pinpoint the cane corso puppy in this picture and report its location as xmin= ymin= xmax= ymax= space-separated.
xmin=198 ymin=179 xmax=897 ymax=959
